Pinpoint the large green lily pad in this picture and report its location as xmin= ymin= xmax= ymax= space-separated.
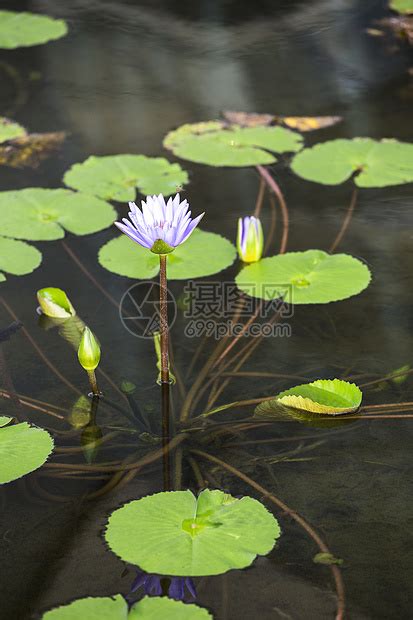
xmin=105 ymin=489 xmax=280 ymax=576
xmin=256 ymin=379 xmax=362 ymax=416
xmin=163 ymin=121 xmax=303 ymax=167
xmin=63 ymin=155 xmax=188 ymax=201
xmin=291 ymin=138 xmax=413 ymax=187
xmin=235 ymin=250 xmax=371 ymax=304
xmin=0 ymin=237 xmax=42 ymax=283
xmin=0 ymin=118 xmax=26 ymax=143
xmin=41 ymin=595 xmax=212 ymax=619
xmin=0 ymin=420 xmax=54 ymax=484
xmin=0 ymin=11 xmax=68 ymax=49
xmin=0 ymin=188 xmax=116 ymax=240
xmin=99 ymin=229 xmax=236 ymax=280
xmin=390 ymin=0 xmax=413 ymax=14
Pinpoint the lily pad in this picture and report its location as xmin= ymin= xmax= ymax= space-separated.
xmin=0 ymin=420 xmax=54 ymax=484
xmin=235 ymin=250 xmax=371 ymax=304
xmin=256 ymin=379 xmax=362 ymax=416
xmin=0 ymin=11 xmax=68 ymax=49
xmin=0 ymin=237 xmax=42 ymax=282
xmin=98 ymin=229 xmax=236 ymax=280
xmin=105 ymin=489 xmax=280 ymax=576
xmin=291 ymin=138 xmax=413 ymax=187
xmin=41 ymin=595 xmax=212 ymax=620
xmin=0 ymin=188 xmax=116 ymax=240
xmin=0 ymin=117 xmax=26 ymax=143
xmin=0 ymin=416 xmax=12 ymax=427
xmin=390 ymin=0 xmax=413 ymax=14
xmin=63 ymin=155 xmax=188 ymax=201
xmin=163 ymin=121 xmax=303 ymax=167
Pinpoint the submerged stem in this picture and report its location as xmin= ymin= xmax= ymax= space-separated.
xmin=159 ymin=254 xmax=170 ymax=384
xmin=329 ymin=188 xmax=358 ymax=253
xmin=191 ymin=449 xmax=345 ymax=620
xmin=256 ymin=165 xmax=288 ymax=254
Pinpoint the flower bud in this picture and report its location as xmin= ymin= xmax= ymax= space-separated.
xmin=37 ymin=287 xmax=76 ymax=318
xmin=77 ymin=327 xmax=101 ymax=371
xmin=236 ymin=216 xmax=264 ymax=263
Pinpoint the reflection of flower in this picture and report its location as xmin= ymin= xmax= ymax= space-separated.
xmin=115 ymin=194 xmax=204 ymax=254
xmin=129 ymin=570 xmax=196 ymax=601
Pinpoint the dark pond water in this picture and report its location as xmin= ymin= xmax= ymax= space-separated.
xmin=1 ymin=1 xmax=413 ymax=618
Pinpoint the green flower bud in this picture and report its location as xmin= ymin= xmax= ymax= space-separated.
xmin=236 ymin=216 xmax=264 ymax=263
xmin=37 ymin=287 xmax=76 ymax=318
xmin=77 ymin=327 xmax=101 ymax=371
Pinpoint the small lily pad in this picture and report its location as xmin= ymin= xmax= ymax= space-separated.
xmin=98 ymin=229 xmax=236 ymax=280
xmin=164 ymin=121 xmax=303 ymax=167
xmin=0 ymin=416 xmax=12 ymax=427
xmin=0 ymin=420 xmax=54 ymax=484
xmin=0 ymin=117 xmax=26 ymax=143
xmin=313 ymin=552 xmax=344 ymax=566
xmin=63 ymin=155 xmax=188 ymax=201
xmin=0 ymin=237 xmax=42 ymax=282
xmin=105 ymin=489 xmax=280 ymax=576
xmin=291 ymin=138 xmax=413 ymax=187
xmin=256 ymin=379 xmax=362 ymax=416
xmin=0 ymin=11 xmax=68 ymax=49
xmin=235 ymin=250 xmax=371 ymax=304
xmin=41 ymin=595 xmax=212 ymax=620
xmin=390 ymin=0 xmax=413 ymax=14
xmin=0 ymin=188 xmax=116 ymax=240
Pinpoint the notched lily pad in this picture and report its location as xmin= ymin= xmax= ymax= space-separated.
xmin=98 ymin=228 xmax=236 ymax=280
xmin=0 ymin=11 xmax=68 ymax=49
xmin=41 ymin=594 xmax=212 ymax=619
xmin=291 ymin=138 xmax=413 ymax=187
xmin=256 ymin=379 xmax=362 ymax=417
xmin=0 ymin=188 xmax=116 ymax=241
xmin=105 ymin=489 xmax=280 ymax=576
xmin=0 ymin=237 xmax=42 ymax=282
xmin=0 ymin=419 xmax=54 ymax=483
xmin=164 ymin=121 xmax=303 ymax=167
xmin=235 ymin=250 xmax=371 ymax=304
xmin=63 ymin=155 xmax=188 ymax=201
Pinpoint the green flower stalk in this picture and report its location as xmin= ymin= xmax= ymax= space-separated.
xmin=237 ymin=216 xmax=264 ymax=263
xmin=115 ymin=193 xmax=204 ymax=384
xmin=78 ymin=327 xmax=101 ymax=396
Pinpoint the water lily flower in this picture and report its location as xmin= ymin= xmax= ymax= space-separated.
xmin=129 ymin=570 xmax=196 ymax=601
xmin=237 ymin=216 xmax=264 ymax=263
xmin=115 ymin=193 xmax=204 ymax=254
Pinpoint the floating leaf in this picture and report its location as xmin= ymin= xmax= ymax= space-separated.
xmin=105 ymin=489 xmax=280 ymax=576
xmin=164 ymin=121 xmax=303 ymax=167
xmin=222 ymin=111 xmax=342 ymax=132
xmin=98 ymin=229 xmax=236 ymax=280
xmin=0 ymin=420 xmax=54 ymax=484
xmin=41 ymin=595 xmax=212 ymax=620
xmin=0 ymin=131 xmax=66 ymax=169
xmin=0 ymin=11 xmax=68 ymax=49
xmin=291 ymin=138 xmax=413 ymax=187
xmin=236 ymin=250 xmax=371 ymax=304
xmin=0 ymin=416 xmax=12 ymax=427
xmin=0 ymin=117 xmax=26 ymax=143
xmin=63 ymin=155 xmax=188 ymax=201
xmin=390 ymin=0 xmax=413 ymax=14
xmin=0 ymin=237 xmax=42 ymax=282
xmin=313 ymin=552 xmax=344 ymax=566
xmin=0 ymin=188 xmax=116 ymax=241
xmin=277 ymin=115 xmax=342 ymax=132
xmin=256 ymin=379 xmax=362 ymax=417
